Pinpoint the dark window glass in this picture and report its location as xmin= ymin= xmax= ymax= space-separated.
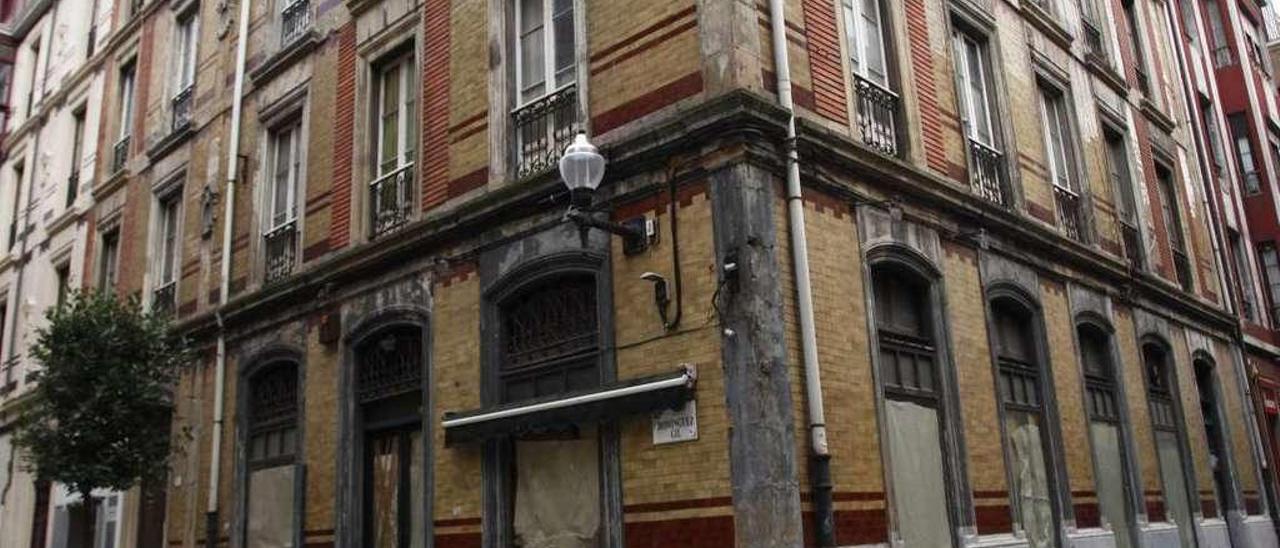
xmin=500 ymin=275 xmax=600 ymax=403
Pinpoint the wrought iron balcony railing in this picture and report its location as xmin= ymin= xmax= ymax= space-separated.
xmin=968 ymin=138 xmax=1006 ymax=206
xmin=1172 ymin=248 xmax=1193 ymax=292
xmin=280 ymin=0 xmax=311 ymax=46
xmin=263 ymin=220 xmax=297 ymax=283
xmin=369 ymin=163 xmax=415 ymax=238
xmin=1053 ymin=185 xmax=1086 ymax=243
xmin=152 ymin=280 xmax=176 ymax=317
xmin=1120 ymin=220 xmax=1143 ymax=269
xmin=129 ymin=0 xmax=142 ymax=17
xmin=171 ymin=85 xmax=194 ymax=132
xmin=853 ymin=73 xmax=899 ymax=156
xmin=7 ymin=221 xmax=16 ymax=251
xmin=1213 ymin=46 xmax=1236 ymax=68
xmin=65 ymin=170 xmax=78 ymax=208
xmin=112 ymin=136 xmax=130 ymax=174
xmin=514 ymin=85 xmax=578 ymax=180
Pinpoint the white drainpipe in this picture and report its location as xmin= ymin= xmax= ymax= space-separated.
xmin=206 ymin=0 xmax=251 ymax=542
xmin=767 ymin=0 xmax=833 ymax=544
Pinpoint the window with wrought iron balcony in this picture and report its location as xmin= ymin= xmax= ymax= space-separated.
xmin=369 ymin=51 xmax=416 ymax=239
xmin=844 ymin=0 xmax=900 ymax=157
xmin=264 ymin=120 xmax=301 ymax=283
xmin=113 ymin=60 xmax=136 ymax=175
xmin=1041 ymin=86 xmax=1088 ymax=244
xmin=513 ymin=0 xmax=580 ymax=181
xmin=170 ymin=11 xmax=198 ymax=133
xmin=953 ymin=29 xmax=1008 ymax=207
xmin=280 ymin=0 xmax=311 ymax=46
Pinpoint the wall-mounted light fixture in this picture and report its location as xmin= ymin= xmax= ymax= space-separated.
xmin=560 ymin=132 xmax=653 ymax=255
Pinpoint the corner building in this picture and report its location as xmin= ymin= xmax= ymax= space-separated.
xmin=92 ymin=0 xmax=1280 ymax=546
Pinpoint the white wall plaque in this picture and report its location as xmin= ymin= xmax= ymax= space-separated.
xmin=652 ymin=399 xmax=697 ymax=445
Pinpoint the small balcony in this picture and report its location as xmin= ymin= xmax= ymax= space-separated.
xmin=171 ymin=85 xmax=194 ymax=132
xmin=112 ymin=136 xmax=130 ymax=174
xmin=280 ymin=0 xmax=311 ymax=45
xmin=1120 ymin=220 xmax=1143 ymax=269
xmin=65 ymin=170 xmax=78 ymax=208
xmin=369 ymin=163 xmax=414 ymax=238
xmin=514 ymin=85 xmax=578 ymax=180
xmin=852 ymin=73 xmax=900 ymax=157
xmin=151 ymin=281 xmax=176 ymax=317
xmin=968 ymin=138 xmax=1006 ymax=206
xmin=1213 ymin=46 xmax=1236 ymax=68
xmin=1172 ymin=248 xmax=1193 ymax=292
xmin=263 ymin=220 xmax=297 ymax=284
xmin=1053 ymin=185 xmax=1086 ymax=243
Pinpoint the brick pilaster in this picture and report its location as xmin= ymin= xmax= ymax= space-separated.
xmin=420 ymin=0 xmax=451 ymax=210
xmin=801 ymin=0 xmax=847 ymax=123
xmin=330 ymin=22 xmax=357 ymax=251
xmin=903 ymin=0 xmax=947 ymax=173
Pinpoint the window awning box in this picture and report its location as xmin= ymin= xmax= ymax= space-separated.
xmin=443 ymin=366 xmax=696 ymax=445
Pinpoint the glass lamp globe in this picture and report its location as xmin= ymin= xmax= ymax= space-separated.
xmin=559 ymin=132 xmax=606 ymax=207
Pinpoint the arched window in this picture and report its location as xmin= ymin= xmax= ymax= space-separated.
xmin=1194 ymin=358 xmax=1233 ymax=517
xmin=990 ymin=297 xmax=1056 ymax=544
xmin=497 ymin=273 xmax=605 ymax=545
xmin=245 ymin=361 xmax=299 ymax=548
xmin=1142 ymin=342 xmax=1195 ymax=540
xmin=355 ymin=325 xmax=424 ymax=548
xmin=870 ymin=261 xmax=953 ymax=547
xmin=1076 ymin=323 xmax=1135 ymax=547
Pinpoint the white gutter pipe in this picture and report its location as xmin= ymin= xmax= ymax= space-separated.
xmin=767 ymin=0 xmax=833 ymax=544
xmin=206 ymin=0 xmax=251 ymax=541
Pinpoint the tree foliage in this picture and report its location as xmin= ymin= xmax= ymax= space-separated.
xmin=14 ymin=290 xmax=189 ymax=500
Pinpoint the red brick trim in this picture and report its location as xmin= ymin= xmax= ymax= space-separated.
xmin=1146 ymin=498 xmax=1167 ymax=523
xmin=903 ymin=0 xmax=948 ymax=173
xmin=1028 ymin=201 xmax=1055 ymax=225
xmin=302 ymin=239 xmax=330 ymax=262
xmin=975 ymin=504 xmax=1013 ymax=534
xmin=612 ymin=180 xmax=709 ymax=220
xmin=590 ymin=6 xmax=697 ymax=70
xmin=1074 ymin=502 xmax=1101 ymax=528
xmin=420 ymin=0 xmax=452 ymax=211
xmin=591 ymin=18 xmax=699 ymax=77
xmin=447 ymin=167 xmax=488 ymax=198
xmin=593 ymin=72 xmax=704 ymax=135
xmin=448 ymin=111 xmax=488 ymax=134
xmin=801 ymin=0 xmax=847 ymax=123
xmin=625 ymin=515 xmax=734 ymax=548
xmin=330 ymin=23 xmax=357 ymax=251
xmin=433 ymin=534 xmax=479 ymax=548
xmin=624 ymin=496 xmax=732 ymax=514
xmin=432 ymin=517 xmax=482 ymax=527
xmin=1200 ymin=498 xmax=1218 ymax=519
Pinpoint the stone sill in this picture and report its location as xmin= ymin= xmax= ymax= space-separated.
xmin=147 ymin=123 xmax=195 ymax=161
xmin=249 ymin=30 xmax=322 ymax=86
xmin=93 ymin=169 xmax=129 ymax=200
xmin=1020 ymin=0 xmax=1073 ymax=51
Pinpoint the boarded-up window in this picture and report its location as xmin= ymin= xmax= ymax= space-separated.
xmin=500 ymin=274 xmax=604 ymax=546
xmin=1194 ymin=360 xmax=1232 ymax=517
xmin=246 ymin=362 xmax=299 ymax=548
xmin=1077 ymin=324 xmax=1133 ymax=548
xmin=991 ymin=299 xmax=1054 ymax=546
xmin=872 ymin=264 xmax=952 ymax=546
xmin=1143 ymin=344 xmax=1195 ymax=548
xmin=356 ymin=326 xmax=425 ymax=548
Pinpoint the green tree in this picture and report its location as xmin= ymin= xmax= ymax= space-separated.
xmin=14 ymin=289 xmax=188 ymax=524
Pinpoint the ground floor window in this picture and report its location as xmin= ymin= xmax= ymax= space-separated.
xmin=366 ymin=427 xmax=424 ymax=548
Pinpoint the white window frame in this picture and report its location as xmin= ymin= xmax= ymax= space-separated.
xmin=841 ymin=0 xmax=888 ymax=86
xmin=952 ymin=30 xmax=997 ymax=149
xmin=173 ymin=12 xmax=198 ymax=93
xmin=374 ymin=51 xmax=416 ymax=178
xmin=1039 ymin=85 xmax=1076 ymax=191
xmin=266 ymin=120 xmax=303 ymax=231
xmin=153 ymin=189 xmax=182 ymax=288
xmin=118 ymin=62 xmax=136 ymax=141
xmin=513 ymin=0 xmax=576 ymax=106
xmin=97 ymin=226 xmax=120 ymax=290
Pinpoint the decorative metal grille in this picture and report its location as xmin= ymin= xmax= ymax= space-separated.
xmin=280 ymin=0 xmax=311 ymax=46
xmin=1085 ymin=376 xmax=1120 ymax=422
xmin=152 ymin=281 xmax=176 ymax=317
xmin=1054 ymin=185 xmax=1087 ymax=243
xmin=263 ymin=220 xmax=297 ymax=284
xmin=853 ymin=74 xmax=899 ymax=156
xmin=250 ymin=363 xmax=298 ymax=434
xmin=369 ymin=163 xmax=414 ymax=238
xmin=112 ymin=136 xmax=130 ymax=174
xmin=356 ymin=326 xmax=423 ymax=404
xmin=65 ymin=170 xmax=79 ymax=208
xmin=502 ymin=278 xmax=598 ymax=371
xmin=1145 ymin=352 xmax=1178 ymax=431
xmin=1173 ymin=248 xmax=1193 ymax=292
xmin=1120 ymin=221 xmax=1143 ymax=269
xmin=171 ymin=85 xmax=194 ymax=133
xmin=968 ymin=138 xmax=1006 ymax=206
xmin=513 ymin=85 xmax=578 ymax=180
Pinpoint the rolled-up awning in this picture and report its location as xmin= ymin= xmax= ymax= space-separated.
xmin=442 ymin=366 xmax=696 ymax=445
